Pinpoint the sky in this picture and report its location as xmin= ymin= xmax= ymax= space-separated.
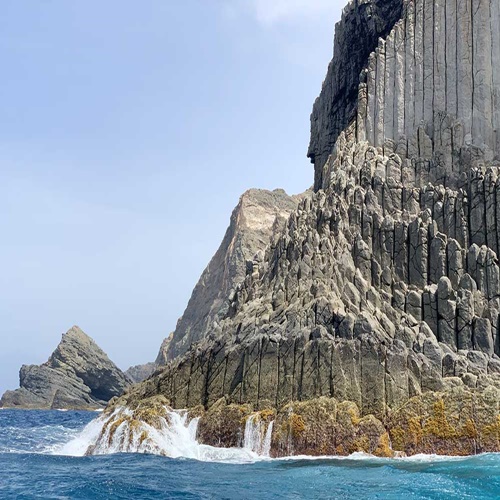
xmin=0 ymin=0 xmax=345 ymax=395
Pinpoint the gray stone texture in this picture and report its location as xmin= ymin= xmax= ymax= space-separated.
xmin=1 ymin=326 xmax=131 ymax=409
xmin=164 ymin=189 xmax=303 ymax=362
xmin=129 ymin=0 xmax=500 ymax=417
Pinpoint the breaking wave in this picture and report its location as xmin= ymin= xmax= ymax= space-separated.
xmin=1 ymin=409 xmax=499 ymax=469
xmin=57 ymin=407 xmax=275 ymax=463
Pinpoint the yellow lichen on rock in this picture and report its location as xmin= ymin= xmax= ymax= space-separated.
xmin=257 ymin=408 xmax=276 ymax=422
xmin=375 ymin=432 xmax=394 ymax=458
xmin=288 ymin=414 xmax=306 ymax=437
xmin=197 ymin=397 xmax=253 ymax=448
xmin=422 ymin=400 xmax=456 ymax=440
xmin=139 ymin=430 xmax=149 ymax=446
xmin=388 ymin=426 xmax=405 ymax=451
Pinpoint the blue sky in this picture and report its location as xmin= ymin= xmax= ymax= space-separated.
xmin=0 ymin=0 xmax=345 ymax=394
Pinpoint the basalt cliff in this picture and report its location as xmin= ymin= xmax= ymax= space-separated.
xmin=93 ymin=0 xmax=500 ymax=457
xmin=1 ymin=326 xmax=131 ymax=410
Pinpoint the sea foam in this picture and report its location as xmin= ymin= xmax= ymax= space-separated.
xmin=56 ymin=407 xmax=274 ymax=463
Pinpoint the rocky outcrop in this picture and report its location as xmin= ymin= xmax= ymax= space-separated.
xmin=95 ymin=0 xmax=500 ymax=457
xmin=1 ymin=326 xmax=131 ymax=409
xmin=198 ymin=385 xmax=500 ymax=457
xmin=308 ymin=0 xmax=404 ymax=190
xmin=125 ymin=363 xmax=157 ymax=384
xmin=164 ymin=189 xmax=303 ymax=361
xmin=155 ymin=335 xmax=172 ymax=365
xmin=91 ymin=384 xmax=500 ymax=457
xmin=311 ymin=0 xmax=500 ymax=193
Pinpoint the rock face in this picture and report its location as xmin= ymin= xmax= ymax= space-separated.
xmin=128 ymin=189 xmax=301 ymax=381
xmin=155 ymin=336 xmax=172 ymax=365
xmin=164 ymin=189 xmax=302 ymax=361
xmin=308 ymin=0 xmax=404 ymax=191
xmin=0 ymin=326 xmax=131 ymax=409
xmin=93 ymin=385 xmax=500 ymax=458
xmin=125 ymin=363 xmax=157 ymax=384
xmin=101 ymin=0 xmax=500 ymax=457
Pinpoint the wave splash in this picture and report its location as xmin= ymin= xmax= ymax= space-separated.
xmin=57 ymin=407 xmax=275 ymax=463
xmin=51 ymin=408 xmax=500 ymax=466
xmin=244 ymin=414 xmax=273 ymax=456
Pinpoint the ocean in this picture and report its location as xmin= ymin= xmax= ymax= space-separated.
xmin=1 ymin=409 xmax=499 ymax=499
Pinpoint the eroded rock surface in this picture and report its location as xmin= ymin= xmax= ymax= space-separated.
xmin=92 ymin=386 xmax=500 ymax=458
xmin=164 ymin=189 xmax=303 ymax=361
xmin=308 ymin=0 xmax=404 ymax=190
xmin=125 ymin=363 xmax=157 ymax=384
xmin=1 ymin=326 xmax=131 ymax=409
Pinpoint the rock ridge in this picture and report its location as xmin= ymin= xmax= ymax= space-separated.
xmin=308 ymin=0 xmax=404 ymax=190
xmin=164 ymin=188 xmax=303 ymax=361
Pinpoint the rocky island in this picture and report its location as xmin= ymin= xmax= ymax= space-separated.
xmin=25 ymin=0 xmax=500 ymax=457
xmin=1 ymin=326 xmax=131 ymax=410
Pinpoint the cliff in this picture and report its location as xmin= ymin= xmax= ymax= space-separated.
xmin=90 ymin=0 xmax=500 ymax=457
xmin=308 ymin=0 xmax=404 ymax=190
xmin=123 ymin=189 xmax=301 ymax=382
xmin=125 ymin=363 xmax=157 ymax=384
xmin=164 ymin=188 xmax=303 ymax=361
xmin=0 ymin=326 xmax=131 ymax=410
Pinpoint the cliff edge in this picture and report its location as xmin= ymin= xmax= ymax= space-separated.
xmin=164 ymin=188 xmax=304 ymax=361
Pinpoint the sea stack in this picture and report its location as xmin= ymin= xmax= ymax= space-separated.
xmin=94 ymin=0 xmax=500 ymax=457
xmin=1 ymin=326 xmax=131 ymax=410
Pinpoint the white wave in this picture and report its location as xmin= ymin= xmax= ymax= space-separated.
xmin=56 ymin=416 xmax=109 ymax=456
xmin=53 ymin=407 xmax=497 ymax=465
xmin=55 ymin=407 xmax=271 ymax=463
xmin=392 ymin=453 xmax=473 ymax=463
xmin=274 ymin=451 xmax=482 ymax=464
xmin=275 ymin=452 xmax=376 ymax=462
xmin=243 ymin=414 xmax=274 ymax=457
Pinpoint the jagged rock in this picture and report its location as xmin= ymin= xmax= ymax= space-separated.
xmin=125 ymin=363 xmax=157 ymax=383
xmin=154 ymin=335 xmax=172 ymax=365
xmin=98 ymin=386 xmax=500 ymax=458
xmin=473 ymin=318 xmax=495 ymax=356
xmin=0 ymin=326 xmax=130 ymax=409
xmin=163 ymin=189 xmax=303 ymax=362
xmin=308 ymin=0 xmax=404 ymax=190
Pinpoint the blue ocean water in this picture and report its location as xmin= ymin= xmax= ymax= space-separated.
xmin=1 ymin=409 xmax=499 ymax=499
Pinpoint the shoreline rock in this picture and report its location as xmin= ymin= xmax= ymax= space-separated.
xmin=91 ymin=385 xmax=500 ymax=458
